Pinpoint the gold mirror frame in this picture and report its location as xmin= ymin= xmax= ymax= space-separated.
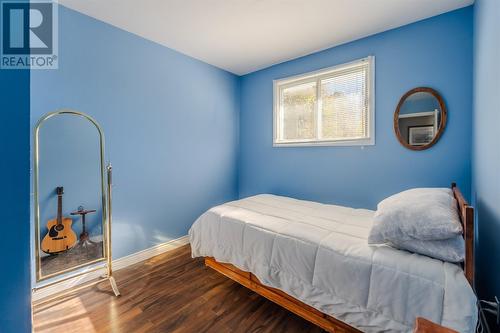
xmin=33 ymin=110 xmax=118 ymax=297
xmin=393 ymin=87 xmax=447 ymax=151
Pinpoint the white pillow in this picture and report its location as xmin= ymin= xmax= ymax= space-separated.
xmin=368 ymin=188 xmax=463 ymax=243
xmin=389 ymin=235 xmax=465 ymax=262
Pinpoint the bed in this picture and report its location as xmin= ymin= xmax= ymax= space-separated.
xmin=189 ymin=184 xmax=477 ymax=333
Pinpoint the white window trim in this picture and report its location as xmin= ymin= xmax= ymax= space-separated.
xmin=273 ymin=56 xmax=375 ymax=147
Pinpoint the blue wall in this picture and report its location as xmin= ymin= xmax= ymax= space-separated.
xmin=0 ymin=59 xmax=31 ymax=332
xmin=399 ymin=94 xmax=441 ymax=115
xmin=473 ymin=0 xmax=500 ymax=300
xmin=31 ymin=5 xmax=240 ymax=259
xmin=239 ymin=7 xmax=473 ymax=209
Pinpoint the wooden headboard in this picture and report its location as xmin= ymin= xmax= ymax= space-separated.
xmin=451 ymin=183 xmax=474 ymax=286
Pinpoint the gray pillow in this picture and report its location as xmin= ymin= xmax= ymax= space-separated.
xmin=389 ymin=235 xmax=465 ymax=262
xmin=368 ymin=188 xmax=463 ymax=243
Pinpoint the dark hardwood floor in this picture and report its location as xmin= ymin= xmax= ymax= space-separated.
xmin=33 ymin=245 xmax=324 ymax=333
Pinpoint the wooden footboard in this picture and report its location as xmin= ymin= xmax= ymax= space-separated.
xmin=205 ymin=257 xmax=362 ymax=333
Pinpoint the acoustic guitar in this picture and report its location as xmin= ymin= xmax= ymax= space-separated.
xmin=41 ymin=187 xmax=77 ymax=254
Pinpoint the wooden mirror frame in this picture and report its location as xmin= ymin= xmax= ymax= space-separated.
xmin=393 ymin=87 xmax=447 ymax=151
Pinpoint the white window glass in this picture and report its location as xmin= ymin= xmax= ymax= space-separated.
xmin=281 ymin=81 xmax=316 ymax=140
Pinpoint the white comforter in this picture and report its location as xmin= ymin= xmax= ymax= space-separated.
xmin=189 ymin=194 xmax=477 ymax=333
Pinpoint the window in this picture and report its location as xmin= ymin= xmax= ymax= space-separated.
xmin=273 ymin=56 xmax=375 ymax=146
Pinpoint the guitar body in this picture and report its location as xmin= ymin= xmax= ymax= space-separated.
xmin=40 ymin=187 xmax=77 ymax=254
xmin=41 ymin=218 xmax=77 ymax=254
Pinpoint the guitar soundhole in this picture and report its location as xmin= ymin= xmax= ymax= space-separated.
xmin=55 ymin=224 xmax=64 ymax=231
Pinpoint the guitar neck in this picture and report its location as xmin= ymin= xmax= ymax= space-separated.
xmin=57 ymin=194 xmax=62 ymax=225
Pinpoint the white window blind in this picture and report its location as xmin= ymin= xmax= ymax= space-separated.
xmin=273 ymin=56 xmax=374 ymax=146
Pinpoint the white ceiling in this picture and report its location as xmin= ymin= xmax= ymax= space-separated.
xmin=60 ymin=0 xmax=474 ymax=75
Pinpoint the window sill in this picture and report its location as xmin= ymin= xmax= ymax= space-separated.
xmin=273 ymin=138 xmax=375 ymax=147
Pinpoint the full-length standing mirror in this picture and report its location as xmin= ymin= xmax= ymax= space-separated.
xmin=33 ymin=110 xmax=119 ymax=297
xmin=394 ymin=87 xmax=447 ymax=150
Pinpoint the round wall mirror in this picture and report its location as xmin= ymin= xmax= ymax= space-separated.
xmin=394 ymin=87 xmax=447 ymax=150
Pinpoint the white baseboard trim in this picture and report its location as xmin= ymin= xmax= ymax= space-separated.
xmin=113 ymin=235 xmax=190 ymax=270
xmin=32 ymin=235 xmax=190 ymax=302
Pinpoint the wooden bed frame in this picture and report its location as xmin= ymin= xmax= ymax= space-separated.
xmin=204 ymin=183 xmax=474 ymax=332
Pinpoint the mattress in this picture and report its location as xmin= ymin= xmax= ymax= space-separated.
xmin=189 ymin=194 xmax=477 ymax=333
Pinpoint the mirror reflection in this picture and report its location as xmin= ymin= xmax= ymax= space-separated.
xmin=394 ymin=88 xmax=446 ymax=150
xmin=37 ymin=113 xmax=105 ymax=279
